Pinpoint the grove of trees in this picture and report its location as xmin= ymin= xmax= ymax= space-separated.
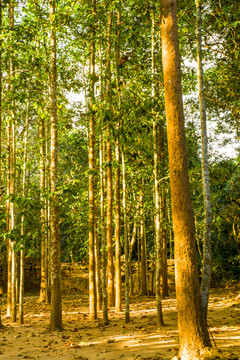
xmin=0 ymin=0 xmax=239 ymax=359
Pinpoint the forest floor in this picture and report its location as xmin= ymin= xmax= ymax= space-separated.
xmin=0 ymin=283 xmax=239 ymax=360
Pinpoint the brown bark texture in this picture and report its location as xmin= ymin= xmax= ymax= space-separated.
xmin=140 ymin=185 xmax=148 ymax=296
xmin=196 ymin=0 xmax=212 ymax=322
xmin=88 ymin=0 xmax=97 ymax=321
xmin=160 ymin=0 xmax=211 ymax=358
xmin=106 ymin=10 xmax=115 ymax=308
xmin=49 ymin=0 xmax=62 ymax=331
xmin=115 ymin=6 xmax=122 ymax=313
xmin=39 ymin=114 xmax=48 ymax=303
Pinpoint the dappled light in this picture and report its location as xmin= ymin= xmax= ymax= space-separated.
xmin=0 ymin=285 xmax=239 ymax=359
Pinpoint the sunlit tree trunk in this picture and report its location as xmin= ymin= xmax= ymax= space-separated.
xmin=100 ymin=134 xmax=108 ymax=325
xmin=122 ymin=151 xmax=130 ymax=323
xmin=7 ymin=0 xmax=16 ymax=323
xmin=115 ymin=5 xmax=122 ymax=313
xmin=45 ymin=118 xmax=51 ymax=304
xmin=49 ymin=0 xmax=62 ymax=331
xmin=88 ymin=0 xmax=97 ymax=321
xmin=38 ymin=112 xmax=48 ymax=303
xmin=152 ymin=10 xmax=163 ymax=326
xmin=95 ymin=221 xmax=101 ymax=311
xmin=106 ymin=9 xmax=115 ymax=308
xmin=19 ymin=102 xmax=29 ymax=324
xmin=160 ymin=0 xmax=211 ymax=358
xmin=196 ymin=0 xmax=212 ymax=322
xmin=129 ymin=220 xmax=137 ymax=296
xmin=0 ymin=0 xmax=2 ymax=190
xmin=0 ymin=0 xmax=2 ymax=328
xmin=140 ymin=182 xmax=148 ymax=296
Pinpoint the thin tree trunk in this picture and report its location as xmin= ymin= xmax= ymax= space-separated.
xmin=196 ymin=0 xmax=212 ymax=322
xmin=106 ymin=9 xmax=115 ymax=308
xmin=140 ymin=182 xmax=148 ymax=296
xmin=160 ymin=0 xmax=211 ymax=358
xmin=129 ymin=220 xmax=137 ymax=296
xmin=137 ymin=225 xmax=140 ymax=294
xmin=88 ymin=0 xmax=97 ymax=321
xmin=0 ymin=0 xmax=2 ymax=190
xmin=8 ymin=0 xmax=16 ymax=323
xmin=39 ymin=111 xmax=47 ymax=303
xmin=19 ymin=102 xmax=29 ymax=324
xmin=115 ymin=5 xmax=122 ymax=313
xmin=160 ymin=193 xmax=168 ymax=298
xmin=49 ymin=0 xmax=62 ymax=331
xmin=166 ymin=192 xmax=173 ymax=259
xmin=0 ymin=0 xmax=2 ymax=328
xmin=122 ymin=151 xmax=130 ymax=323
xmin=152 ymin=10 xmax=163 ymax=326
xmin=95 ymin=222 xmax=101 ymax=311
xmin=100 ymin=134 xmax=108 ymax=325
xmin=45 ymin=118 xmax=51 ymax=304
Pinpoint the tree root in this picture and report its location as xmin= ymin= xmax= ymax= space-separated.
xmin=171 ymin=347 xmax=239 ymax=360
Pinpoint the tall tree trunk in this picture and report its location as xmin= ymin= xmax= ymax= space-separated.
xmin=39 ymin=112 xmax=47 ymax=303
xmin=139 ymin=182 xmax=148 ymax=296
xmin=100 ymin=134 xmax=108 ymax=325
xmin=160 ymin=0 xmax=211 ymax=358
xmin=122 ymin=151 xmax=130 ymax=323
xmin=115 ymin=5 xmax=122 ymax=313
xmin=7 ymin=0 xmax=16 ymax=323
xmin=88 ymin=0 xmax=97 ymax=321
xmin=0 ymin=0 xmax=2 ymax=190
xmin=129 ymin=220 xmax=137 ymax=296
xmin=152 ymin=10 xmax=163 ymax=326
xmin=196 ymin=0 xmax=212 ymax=322
xmin=106 ymin=9 xmax=115 ymax=308
xmin=49 ymin=0 xmax=62 ymax=331
xmin=95 ymin=221 xmax=101 ymax=311
xmin=45 ymin=118 xmax=51 ymax=304
xmin=19 ymin=102 xmax=29 ymax=324
xmin=0 ymin=0 xmax=2 ymax=328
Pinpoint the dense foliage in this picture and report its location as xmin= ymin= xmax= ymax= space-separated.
xmin=0 ymin=0 xmax=240 ymax=285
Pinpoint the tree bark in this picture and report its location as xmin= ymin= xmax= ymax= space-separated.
xmin=49 ymin=0 xmax=62 ymax=331
xmin=122 ymin=151 xmax=130 ymax=323
xmin=88 ymin=0 xmax=97 ymax=321
xmin=106 ymin=9 xmax=115 ymax=308
xmin=115 ymin=5 xmax=122 ymax=313
xmin=0 ymin=0 xmax=2 ymax=328
xmin=39 ymin=111 xmax=48 ymax=303
xmin=129 ymin=220 xmax=137 ymax=296
xmin=196 ymin=0 xmax=212 ymax=322
xmin=160 ymin=0 xmax=211 ymax=358
xmin=140 ymin=183 xmax=148 ymax=296
xmin=152 ymin=10 xmax=163 ymax=326
xmin=0 ymin=0 xmax=2 ymax=190
xmin=19 ymin=101 xmax=29 ymax=324
xmin=100 ymin=134 xmax=108 ymax=325
xmin=7 ymin=0 xmax=16 ymax=323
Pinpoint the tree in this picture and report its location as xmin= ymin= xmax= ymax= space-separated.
xmin=195 ymin=0 xmax=212 ymax=322
xmin=115 ymin=3 xmax=122 ymax=314
xmin=7 ymin=0 xmax=16 ymax=323
xmin=49 ymin=0 xmax=62 ymax=331
xmin=105 ymin=7 xmax=115 ymax=308
xmin=159 ymin=0 xmax=211 ymax=358
xmin=19 ymin=101 xmax=30 ymax=324
xmin=88 ymin=0 xmax=97 ymax=321
xmin=151 ymin=8 xmax=163 ymax=326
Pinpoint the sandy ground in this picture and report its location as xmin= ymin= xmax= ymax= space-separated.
xmin=0 ymin=286 xmax=239 ymax=360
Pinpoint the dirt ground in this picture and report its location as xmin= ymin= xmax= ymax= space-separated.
xmin=0 ymin=285 xmax=239 ymax=360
